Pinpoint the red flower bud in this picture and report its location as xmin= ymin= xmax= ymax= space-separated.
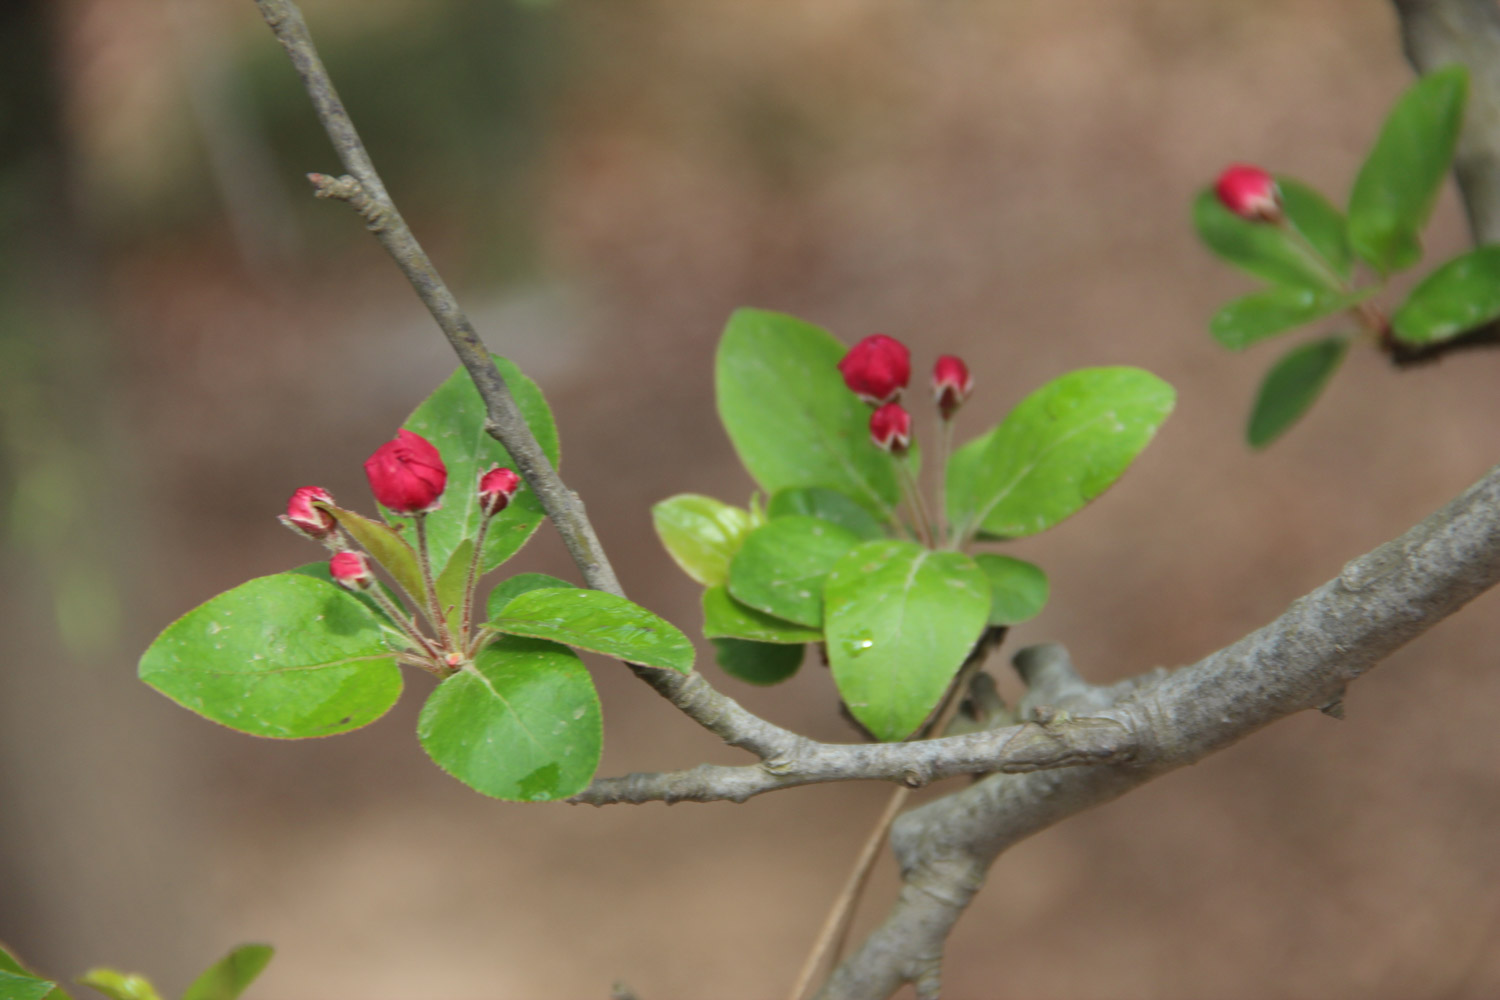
xmin=1214 ymin=164 xmax=1281 ymax=222
xmin=329 ymin=551 xmax=373 ymax=590
xmin=838 ymin=334 xmax=911 ymax=405
xmin=364 ymin=429 xmax=447 ymax=514
xmin=478 ymin=466 xmax=522 ymax=517
xmin=932 ymin=355 xmax=973 ymax=420
xmin=281 ymin=485 xmax=337 ymax=539
xmin=869 ymin=401 xmax=912 ymax=454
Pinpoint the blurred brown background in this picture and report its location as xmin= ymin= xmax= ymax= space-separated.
xmin=3 ymin=1 xmax=1499 ymax=997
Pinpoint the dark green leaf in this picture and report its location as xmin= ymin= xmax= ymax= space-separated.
xmin=486 ymin=573 xmax=577 ymax=620
xmin=946 ymin=368 xmax=1175 ymax=541
xmin=767 ymin=487 xmax=887 ymax=540
xmin=716 ymin=309 xmax=901 ymax=515
xmin=388 ymin=356 xmax=559 ymax=576
xmin=320 ymin=504 xmax=426 ymax=606
xmin=74 ymin=971 xmax=161 ymax=1000
xmin=651 ymin=494 xmax=754 ymax=587
xmin=1211 ymin=286 xmax=1371 ymax=350
xmin=1392 ymin=245 xmax=1500 ymax=344
xmin=1280 ymin=177 xmax=1354 ymax=279
xmin=418 ymin=636 xmax=601 ymax=801
xmin=139 ymin=573 xmax=402 ymax=739
xmin=0 ymin=971 xmax=55 ymax=1000
xmin=702 ymin=585 xmax=821 ymax=644
xmin=1348 ymin=65 xmax=1468 ymax=273
xmin=1247 ymin=335 xmax=1350 ymax=448
xmin=181 ymin=945 xmax=274 ymax=1000
xmin=825 ymin=541 xmax=991 ymax=741
xmin=710 ymin=638 xmax=804 ymax=686
xmin=489 ymin=588 xmax=693 ymax=673
xmin=1192 ymin=189 xmax=1340 ymax=290
xmin=973 ymin=554 xmax=1049 ymax=625
xmin=727 ymin=516 xmax=862 ymax=627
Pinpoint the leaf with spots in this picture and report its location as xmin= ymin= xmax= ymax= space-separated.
xmin=418 ymin=636 xmax=602 ymax=801
xmin=727 ymin=516 xmax=862 ymax=628
xmin=138 ymin=573 xmax=402 ymax=739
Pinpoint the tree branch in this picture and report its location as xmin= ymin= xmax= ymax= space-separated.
xmin=818 ymin=463 xmax=1500 ymax=997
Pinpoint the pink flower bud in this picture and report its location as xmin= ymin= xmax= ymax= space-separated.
xmin=838 ymin=334 xmax=911 ymax=405
xmin=1214 ymin=164 xmax=1281 ymax=221
xmin=870 ymin=401 xmax=912 ymax=455
xmin=931 ymin=355 xmax=973 ymax=420
xmin=478 ymin=466 xmax=522 ymax=517
xmin=329 ymin=551 xmax=373 ymax=590
xmin=281 ymin=485 xmax=337 ymax=539
xmin=364 ymin=429 xmax=447 ymax=514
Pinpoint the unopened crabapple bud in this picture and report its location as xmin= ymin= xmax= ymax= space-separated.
xmin=870 ymin=401 xmax=912 ymax=455
xmin=281 ymin=485 xmax=337 ymax=539
xmin=838 ymin=334 xmax=911 ymax=405
xmin=478 ymin=466 xmax=522 ymax=517
xmin=329 ymin=551 xmax=373 ymax=590
xmin=364 ymin=429 xmax=447 ymax=514
xmin=932 ymin=355 xmax=973 ymax=420
xmin=1214 ymin=164 xmax=1281 ymax=222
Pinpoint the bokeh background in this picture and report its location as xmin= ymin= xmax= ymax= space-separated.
xmin=3 ymin=1 xmax=1500 ymax=997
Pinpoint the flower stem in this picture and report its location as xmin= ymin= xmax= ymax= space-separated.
xmin=895 ymin=457 xmax=934 ymax=548
xmin=459 ymin=516 xmax=492 ymax=652
xmin=413 ymin=513 xmax=455 ymax=652
xmin=936 ymin=418 xmax=954 ymax=546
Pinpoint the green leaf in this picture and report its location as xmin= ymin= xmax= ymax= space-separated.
xmin=947 ymin=368 xmax=1175 ymax=541
xmin=74 ymin=971 xmax=161 ymax=1000
xmin=434 ymin=538 xmax=474 ymax=633
xmin=0 ymin=945 xmax=70 ymax=1000
xmin=1391 ymin=245 xmax=1500 ymax=344
xmin=1348 ymin=65 xmax=1468 ymax=274
xmin=1279 ymin=177 xmax=1354 ymax=280
xmin=727 ymin=516 xmax=862 ymax=628
xmin=489 ymin=588 xmax=693 ymax=673
xmin=320 ymin=504 xmax=426 ymax=606
xmin=1193 ymin=189 xmax=1339 ymax=290
xmin=1210 ymin=286 xmax=1371 ymax=350
xmin=716 ymin=309 xmax=901 ymax=515
xmin=767 ymin=487 xmax=886 ymax=540
xmin=710 ymin=638 xmax=804 ymax=686
xmin=388 ymin=356 xmax=559 ymax=577
xmin=139 ymin=573 xmax=402 ymax=739
xmin=287 ymin=561 xmax=402 ymax=625
xmin=486 ymin=573 xmax=577 ymax=620
xmin=702 ymin=585 xmax=821 ymax=644
xmin=0 ymin=971 xmax=55 ymax=1000
xmin=973 ymin=554 xmax=1049 ymax=625
xmin=825 ymin=541 xmax=990 ymax=741
xmin=1246 ymin=335 xmax=1350 ymax=449
xmin=651 ymin=494 xmax=754 ymax=587
xmin=418 ymin=636 xmax=602 ymax=801
xmin=181 ymin=945 xmax=274 ymax=1000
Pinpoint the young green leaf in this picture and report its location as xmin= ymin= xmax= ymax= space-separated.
xmin=486 ymin=573 xmax=577 ymax=620
xmin=974 ymin=553 xmax=1049 ymax=625
xmin=319 ymin=504 xmax=426 ymax=606
xmin=434 ymin=538 xmax=475 ymax=633
xmin=490 ymin=588 xmax=694 ymax=673
xmin=1211 ymin=286 xmax=1371 ymax=350
xmin=1348 ymin=65 xmax=1468 ymax=274
xmin=181 ymin=945 xmax=274 ymax=1000
xmin=139 ymin=573 xmax=402 ymax=739
xmin=418 ymin=636 xmax=601 ymax=801
xmin=74 ymin=971 xmax=161 ymax=1000
xmin=711 ymin=638 xmax=804 ymax=686
xmin=767 ymin=487 xmax=887 ymax=540
xmin=1192 ymin=190 xmax=1340 ymax=290
xmin=1246 ymin=335 xmax=1350 ymax=449
xmin=651 ymin=494 xmax=755 ymax=587
xmin=825 ymin=540 xmax=991 ymax=741
xmin=0 ymin=970 xmax=56 ymax=1000
xmin=727 ymin=516 xmax=863 ymax=628
xmin=1279 ymin=177 xmax=1354 ymax=281
xmin=386 ymin=356 xmax=558 ymax=577
xmin=946 ymin=368 xmax=1175 ymax=541
xmin=1391 ymin=245 xmax=1500 ymax=345
xmin=716 ymin=309 xmax=901 ymax=515
xmin=702 ymin=585 xmax=822 ymax=644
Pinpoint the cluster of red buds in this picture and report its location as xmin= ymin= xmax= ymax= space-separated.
xmin=837 ymin=334 xmax=973 ymax=456
xmin=278 ymin=429 xmax=523 ymax=673
xmin=1214 ymin=164 xmax=1282 ymax=223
